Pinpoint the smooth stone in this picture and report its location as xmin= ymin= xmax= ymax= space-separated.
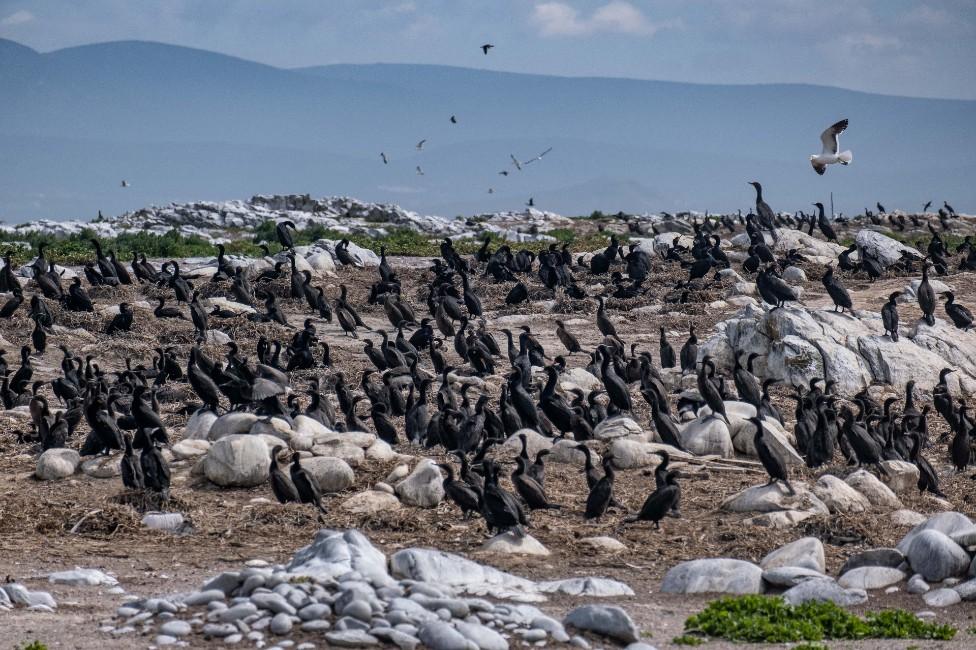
xmin=204 ymin=434 xmax=269 ymax=487
xmin=478 ymin=532 xmax=549 ymax=557
xmin=838 ymin=567 xmax=906 ymax=590
xmin=341 ymin=490 xmax=403 ymax=515
xmin=839 ymin=548 xmax=905 ymax=575
xmin=185 ymin=589 xmax=229 ymax=605
xmin=47 ymin=567 xmax=118 ymax=586
xmin=270 ymin=612 xmax=293 ymax=635
xmin=908 ymin=574 xmax=931 ymax=594
xmin=760 ymin=537 xmax=825 ymax=573
xmin=923 ymin=588 xmax=961 ymax=607
xmin=897 ymin=512 xmax=976 ymax=553
xmin=891 ymin=509 xmax=927 ymax=527
xmin=301 ymin=456 xmax=355 ymax=493
xmin=537 ymin=577 xmax=634 ymax=597
xmin=251 ymin=592 xmax=297 ymax=616
xmin=813 ymin=474 xmax=871 ymax=514
xmin=298 ymin=603 xmax=332 ymax=620
xmin=905 ymin=530 xmax=970 ymax=581
xmin=579 ymin=536 xmax=627 ymax=553
xmin=160 ymin=620 xmax=193 ymax=636
xmin=721 ymin=482 xmax=828 ymax=516
xmin=879 ymin=460 xmax=920 ymax=494
xmin=417 ymin=621 xmax=478 ymax=650
xmin=563 ymin=605 xmax=639 ymax=644
xmin=325 ymin=630 xmax=380 ymax=647
xmin=661 ymin=558 xmax=764 ymax=595
xmin=453 ymin=620 xmax=508 ymax=650
xmin=845 ymin=470 xmax=902 ymax=509
xmin=395 ymin=459 xmax=445 ymax=508
xmin=781 ymin=578 xmax=868 ymax=606
xmin=762 ymin=567 xmax=827 ymax=588
xmin=35 ymin=448 xmax=80 ymax=480
xmin=343 ymin=599 xmax=373 ymax=622
xmin=202 ymin=623 xmax=238 ymax=637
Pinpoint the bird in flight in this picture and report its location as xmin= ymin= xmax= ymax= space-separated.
xmin=809 ymin=119 xmax=852 ymax=175
xmin=488 ymin=188 xmax=494 ymax=194
xmin=416 ymin=166 xmax=424 ymax=176
xmin=526 ymin=197 xmax=534 ymax=207
xmin=450 ymin=115 xmax=457 ymax=124
xmin=510 ymin=154 xmax=523 ymax=171
xmin=923 ymin=200 xmax=932 ymax=212
xmin=523 ymin=147 xmax=553 ymax=165
xmin=121 ymin=180 xmax=130 ymax=188
xmin=416 ymin=139 xmax=427 ymax=151
xmin=498 ymin=170 xmax=509 ymax=176
xmin=380 ymin=152 xmax=388 ymax=165
xmin=481 ymin=44 xmax=494 ymax=55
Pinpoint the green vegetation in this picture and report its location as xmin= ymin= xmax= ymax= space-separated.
xmin=671 ymin=634 xmax=704 ymax=645
xmin=682 ymin=595 xmax=955 ymax=643
xmin=0 ymin=228 xmax=261 ymax=265
xmin=17 ymin=642 xmax=48 ymax=650
xmin=547 ymin=227 xmax=628 ymax=251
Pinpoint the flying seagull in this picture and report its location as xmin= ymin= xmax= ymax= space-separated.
xmin=450 ymin=115 xmax=457 ymax=124
xmin=416 ymin=166 xmax=424 ymax=176
xmin=526 ymin=197 xmax=534 ymax=207
xmin=523 ymin=147 xmax=553 ymax=165
xmin=121 ymin=180 xmax=130 ymax=188
xmin=416 ymin=139 xmax=426 ymax=151
xmin=810 ymin=118 xmax=852 ymax=175
xmin=510 ymin=154 xmax=522 ymax=171
xmin=380 ymin=152 xmax=388 ymax=165
xmin=481 ymin=43 xmax=494 ymax=55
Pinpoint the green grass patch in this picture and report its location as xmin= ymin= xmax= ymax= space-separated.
xmin=0 ymin=228 xmax=263 ymax=265
xmin=671 ymin=634 xmax=704 ymax=645
xmin=683 ymin=595 xmax=955 ymax=643
xmin=17 ymin=642 xmax=48 ymax=650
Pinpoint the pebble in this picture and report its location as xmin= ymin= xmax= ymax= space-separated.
xmin=219 ymin=603 xmax=258 ymax=622
xmin=343 ymin=599 xmax=373 ymax=621
xmin=270 ymin=612 xmax=294 ymax=635
xmin=298 ymin=603 xmax=332 ymax=620
xmin=203 ymin=623 xmax=238 ymax=637
xmin=184 ymin=589 xmax=227 ymax=606
xmin=923 ymin=588 xmax=961 ymax=607
xmin=251 ymin=592 xmax=297 ymax=616
xmin=301 ymin=620 xmax=332 ymax=632
xmin=159 ymin=620 xmax=192 ymax=637
xmin=325 ymin=630 xmax=380 ymax=647
xmin=224 ymin=632 xmax=243 ymax=644
xmin=155 ymin=634 xmax=178 ymax=646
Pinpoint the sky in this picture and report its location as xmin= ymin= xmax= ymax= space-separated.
xmin=1 ymin=0 xmax=974 ymax=99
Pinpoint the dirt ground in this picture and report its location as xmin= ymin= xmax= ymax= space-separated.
xmin=4 ymin=222 xmax=976 ymax=648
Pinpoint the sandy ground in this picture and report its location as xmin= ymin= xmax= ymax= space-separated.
xmin=4 ymin=224 xmax=976 ymax=648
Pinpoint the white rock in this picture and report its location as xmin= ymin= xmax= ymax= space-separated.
xmin=760 ymin=537 xmax=825 ymax=573
xmin=661 ymin=559 xmax=764 ymax=595
xmin=208 ymin=412 xmax=260 ymax=440
xmin=856 ymin=230 xmax=922 ymax=268
xmin=183 ymin=409 xmax=218 ymax=440
xmin=593 ymin=416 xmax=644 ymax=441
xmin=721 ymin=482 xmax=828 ymax=516
xmin=340 ymin=490 xmax=403 ymax=516
xmin=301 ymin=456 xmax=355 ymax=493
xmin=36 ymin=448 xmax=80 ymax=480
xmin=80 ymin=454 xmax=122 ymax=479
xmin=579 ymin=537 xmax=628 ymax=553
xmin=838 ymin=566 xmax=906 ymax=590
xmin=47 ymin=568 xmax=118 ymax=586
xmin=395 ymin=459 xmax=445 ymax=507
xmin=478 ymin=532 xmax=550 ymax=557
xmin=678 ymin=416 xmax=734 ymax=458
xmin=845 ymin=470 xmax=902 ymax=509
xmin=502 ymin=430 xmax=553 ymax=458
xmin=171 ymin=439 xmax=212 ymax=460
xmin=204 ymin=434 xmax=270 ymax=487
xmin=813 ymin=474 xmax=872 ymax=514
xmin=879 ymin=460 xmax=920 ymax=494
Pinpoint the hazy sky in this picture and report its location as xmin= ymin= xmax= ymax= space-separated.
xmin=2 ymin=0 xmax=975 ymax=98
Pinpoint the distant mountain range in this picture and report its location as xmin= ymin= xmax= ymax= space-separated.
xmin=1 ymin=38 xmax=973 ymax=222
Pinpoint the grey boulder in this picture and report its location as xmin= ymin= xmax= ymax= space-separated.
xmin=661 ymin=559 xmax=764 ymax=595
xmin=563 ymin=605 xmax=640 ymax=644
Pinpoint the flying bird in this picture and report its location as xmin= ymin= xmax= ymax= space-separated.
xmin=488 ymin=188 xmax=494 ymax=194
xmin=498 ymin=170 xmax=509 ymax=176
xmin=510 ymin=154 xmax=523 ymax=171
xmin=380 ymin=152 xmax=388 ymax=165
xmin=481 ymin=43 xmax=494 ymax=55
xmin=120 ymin=180 xmax=130 ymax=188
xmin=450 ymin=115 xmax=457 ymax=124
xmin=416 ymin=139 xmax=426 ymax=151
xmin=810 ymin=119 xmax=852 ymax=175
xmin=526 ymin=198 xmax=534 ymax=207
xmin=523 ymin=147 xmax=553 ymax=165
xmin=416 ymin=166 xmax=424 ymax=176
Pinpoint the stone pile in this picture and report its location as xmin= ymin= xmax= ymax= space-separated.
xmin=662 ymin=512 xmax=976 ymax=609
xmin=103 ymin=529 xmax=642 ymax=648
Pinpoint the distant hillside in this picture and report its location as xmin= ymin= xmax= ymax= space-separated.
xmin=1 ymin=39 xmax=973 ymax=221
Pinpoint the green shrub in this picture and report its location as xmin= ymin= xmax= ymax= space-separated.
xmin=683 ymin=595 xmax=955 ymax=643
xmin=671 ymin=634 xmax=704 ymax=645
xmin=18 ymin=642 xmax=48 ymax=650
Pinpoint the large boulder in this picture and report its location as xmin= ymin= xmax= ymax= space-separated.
xmin=845 ymin=470 xmax=901 ymax=509
xmin=563 ymin=605 xmax=639 ymax=644
xmin=678 ymin=416 xmax=734 ymax=457
xmin=905 ymin=530 xmax=970 ymax=582
xmin=395 ymin=460 xmax=445 ymax=507
xmin=813 ymin=474 xmax=872 ymax=514
xmin=661 ymin=559 xmax=764 ymax=595
xmin=731 ymin=417 xmax=803 ymax=465
xmin=856 ymin=230 xmax=922 ymax=268
xmin=897 ymin=512 xmax=976 ymax=553
xmin=184 ymin=409 xmax=218 ymax=440
xmin=502 ymin=430 xmax=553 ymax=458
xmin=478 ymin=532 xmax=550 ymax=557
xmin=204 ymin=434 xmax=270 ymax=487
xmin=760 ymin=537 xmax=825 ymax=573
xmin=879 ymin=460 xmax=920 ymax=494
xmin=838 ymin=567 xmax=906 ymax=590
xmin=301 ymin=456 xmax=355 ymax=493
xmin=782 ymin=578 xmax=867 ymax=606
xmin=35 ymin=448 xmax=80 ymax=480
xmin=340 ymin=490 xmax=403 ymax=516
xmin=609 ymin=439 xmax=669 ymax=470
xmin=593 ymin=416 xmax=644 ymax=441
xmin=721 ymin=482 xmax=828 ymax=516
xmin=208 ymin=412 xmax=260 ymax=440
